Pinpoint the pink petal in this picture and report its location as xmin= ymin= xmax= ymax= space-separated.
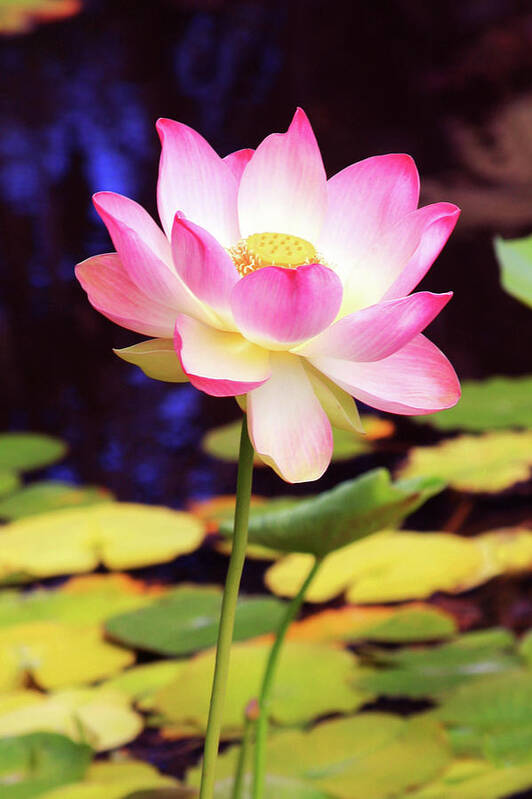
xmin=311 ymin=334 xmax=460 ymax=415
xmin=237 ymin=108 xmax=327 ymax=241
xmin=223 ymin=148 xmax=254 ymax=182
xmin=174 ymin=314 xmax=270 ymax=397
xmin=231 ymin=263 xmax=343 ymax=349
xmin=383 ymin=203 xmax=461 ymax=299
xmin=93 ymin=192 xmax=184 ymax=308
xmin=247 ymin=353 xmax=333 ymax=483
xmin=75 ymin=253 xmax=177 ymax=338
xmin=319 ymin=154 xmax=420 ymax=286
xmin=156 ymin=118 xmax=240 ymax=247
xmin=171 ymin=215 xmax=238 ymax=325
xmin=298 ymin=291 xmax=452 ymax=362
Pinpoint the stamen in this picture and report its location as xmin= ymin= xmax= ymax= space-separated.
xmin=229 ymin=232 xmax=318 ymax=277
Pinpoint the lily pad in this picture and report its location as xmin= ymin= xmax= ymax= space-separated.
xmin=40 ymin=760 xmax=181 ymax=799
xmin=0 ymin=482 xmax=113 ymax=520
xmin=398 ymin=431 xmax=532 ymax=493
xmin=414 ymin=376 xmax=532 ymax=431
xmin=0 ymin=574 xmax=164 ymax=629
xmin=105 ymin=587 xmax=287 ymax=656
xmin=0 ymin=471 xmax=20 ymax=499
xmin=356 ymin=629 xmax=519 ymax=698
xmin=102 ymin=661 xmax=186 ymax=705
xmin=0 ymin=504 xmax=205 ymax=582
xmin=403 ymin=758 xmax=532 ymax=799
xmin=0 ymin=688 xmax=142 ymax=752
xmin=153 ymin=641 xmax=369 ymax=736
xmin=223 ymin=469 xmax=443 ymax=558
xmin=0 ymin=0 xmax=81 ymax=36
xmin=495 ymin=233 xmax=532 ymax=308
xmin=0 ymin=621 xmax=135 ymax=689
xmin=188 ymin=714 xmax=450 ymax=799
xmin=0 ymin=433 xmax=67 ymax=472
xmin=0 ymin=732 xmax=92 ymax=798
xmin=202 ymin=416 xmax=394 ymax=465
xmin=288 ymin=603 xmax=457 ymax=644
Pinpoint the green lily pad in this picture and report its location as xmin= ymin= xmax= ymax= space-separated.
xmin=414 ymin=376 xmax=532 ymax=431
xmin=187 ymin=714 xmax=450 ymax=799
xmin=495 ymin=234 xmax=532 ymax=308
xmin=153 ymin=641 xmax=369 ymax=736
xmin=0 ymin=732 xmax=92 ymax=798
xmin=208 ymin=776 xmax=332 ymax=799
xmin=0 ymin=433 xmax=67 ymax=472
xmin=398 ymin=431 xmax=532 ymax=493
xmin=105 ymin=587 xmax=287 ymax=656
xmin=0 ymin=482 xmax=113 ymax=520
xmin=0 ymin=471 xmax=20 ymax=500
xmin=356 ymin=629 xmax=519 ymax=699
xmin=102 ymin=661 xmax=186 ymax=706
xmin=223 ymin=469 xmax=444 ymax=558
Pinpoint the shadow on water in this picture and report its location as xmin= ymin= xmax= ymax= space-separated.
xmin=1 ymin=0 xmax=532 ymax=508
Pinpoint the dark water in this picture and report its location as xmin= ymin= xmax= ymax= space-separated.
xmin=1 ymin=0 xmax=532 ymax=508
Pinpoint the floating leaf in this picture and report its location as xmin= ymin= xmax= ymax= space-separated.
xmin=0 ymin=504 xmax=205 ymax=582
xmin=356 ymin=629 xmax=519 ymax=698
xmin=224 ymin=469 xmax=443 ymax=558
xmin=0 ymin=481 xmax=113 ymax=520
xmin=0 ymin=574 xmax=164 ymax=630
xmin=188 ymin=714 xmax=450 ymax=799
xmin=0 ymin=471 xmax=20 ymax=499
xmin=40 ymin=760 xmax=182 ymax=799
xmin=0 ymin=621 xmax=134 ymax=689
xmin=202 ymin=417 xmax=394 ymax=465
xmin=206 ymin=775 xmax=332 ymax=799
xmin=102 ymin=661 xmax=186 ymax=706
xmin=398 ymin=431 xmax=532 ymax=493
xmin=0 ymin=688 xmax=142 ymax=752
xmin=153 ymin=642 xmax=369 ymax=736
xmin=0 ymin=433 xmax=67 ymax=472
xmin=287 ymin=603 xmax=457 ymax=644
xmin=495 ymin=233 xmax=532 ymax=308
xmin=266 ymin=527 xmax=532 ymax=603
xmin=403 ymin=758 xmax=532 ymax=799
xmin=106 ymin=587 xmax=287 ymax=656
xmin=414 ymin=376 xmax=532 ymax=431
xmin=0 ymin=732 xmax=91 ymax=798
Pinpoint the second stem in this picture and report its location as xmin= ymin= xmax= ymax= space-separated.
xmin=251 ymin=557 xmax=322 ymax=799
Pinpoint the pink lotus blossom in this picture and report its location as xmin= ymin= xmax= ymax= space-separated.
xmin=76 ymin=109 xmax=460 ymax=483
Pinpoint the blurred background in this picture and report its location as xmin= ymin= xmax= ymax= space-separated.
xmin=1 ymin=0 xmax=531 ymax=507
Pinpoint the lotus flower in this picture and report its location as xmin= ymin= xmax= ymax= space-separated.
xmin=76 ymin=109 xmax=460 ymax=483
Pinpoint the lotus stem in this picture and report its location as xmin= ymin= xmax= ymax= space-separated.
xmin=199 ymin=418 xmax=254 ymax=799
xmin=251 ymin=556 xmax=323 ymax=799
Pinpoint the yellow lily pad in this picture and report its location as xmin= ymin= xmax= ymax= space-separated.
xmin=188 ymin=714 xmax=450 ymax=799
xmin=0 ymin=481 xmax=113 ymax=520
xmin=0 ymin=687 xmax=142 ymax=751
xmin=265 ymin=527 xmax=532 ymax=603
xmin=0 ymin=621 xmax=134 ymax=689
xmin=102 ymin=661 xmax=186 ymax=708
xmin=403 ymin=757 xmax=532 ymax=799
xmin=0 ymin=0 xmax=81 ymax=35
xmin=397 ymin=431 xmax=532 ymax=493
xmin=40 ymin=759 xmax=184 ymax=798
xmin=152 ymin=641 xmax=369 ymax=737
xmin=0 ymin=574 xmax=164 ymax=629
xmin=0 ymin=503 xmax=205 ymax=582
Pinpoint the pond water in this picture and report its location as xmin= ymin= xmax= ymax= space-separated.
xmin=1 ymin=0 xmax=531 ymax=509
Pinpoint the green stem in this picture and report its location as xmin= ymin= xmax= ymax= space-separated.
xmin=199 ymin=419 xmax=254 ymax=799
xmin=231 ymin=702 xmax=257 ymax=799
xmin=252 ymin=557 xmax=322 ymax=799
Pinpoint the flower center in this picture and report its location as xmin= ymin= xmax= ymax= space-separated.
xmin=229 ymin=232 xmax=317 ymax=276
